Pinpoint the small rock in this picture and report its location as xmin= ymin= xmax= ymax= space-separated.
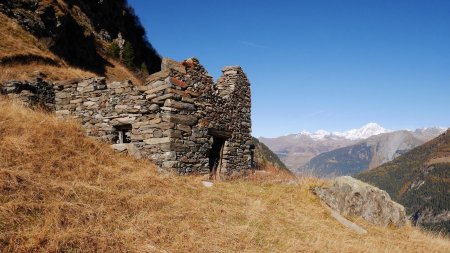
xmin=149 ymin=104 xmax=160 ymax=111
xmin=202 ymin=181 xmax=214 ymax=187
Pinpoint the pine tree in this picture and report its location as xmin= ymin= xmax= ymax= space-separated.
xmin=122 ymin=41 xmax=135 ymax=69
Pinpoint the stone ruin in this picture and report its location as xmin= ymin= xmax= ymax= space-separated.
xmin=1 ymin=58 xmax=253 ymax=177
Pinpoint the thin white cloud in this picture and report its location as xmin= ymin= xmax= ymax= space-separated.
xmin=239 ymin=40 xmax=267 ymax=49
xmin=306 ymin=110 xmax=326 ymax=117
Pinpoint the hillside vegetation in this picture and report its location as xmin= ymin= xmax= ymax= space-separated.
xmin=356 ymin=130 xmax=450 ymax=233
xmin=252 ymin=137 xmax=291 ymax=174
xmin=1 ymin=99 xmax=449 ymax=252
xmin=0 ymin=0 xmax=161 ymax=83
xmin=303 ymin=141 xmax=373 ymax=178
xmin=259 ymin=134 xmax=357 ymax=171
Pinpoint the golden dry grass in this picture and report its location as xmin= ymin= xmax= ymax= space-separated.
xmin=0 ymin=13 xmax=55 ymax=60
xmin=0 ymin=99 xmax=449 ymax=252
xmin=0 ymin=59 xmax=140 ymax=84
xmin=242 ymin=164 xmax=297 ymax=183
xmin=0 ymin=13 xmax=141 ymax=84
xmin=104 ymin=58 xmax=142 ymax=85
xmin=0 ymin=63 xmax=96 ymax=82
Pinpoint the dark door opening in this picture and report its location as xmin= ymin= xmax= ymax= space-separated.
xmin=209 ymin=137 xmax=226 ymax=180
xmin=250 ymin=144 xmax=256 ymax=170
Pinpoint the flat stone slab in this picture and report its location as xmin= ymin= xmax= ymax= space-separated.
xmin=325 ymin=205 xmax=367 ymax=235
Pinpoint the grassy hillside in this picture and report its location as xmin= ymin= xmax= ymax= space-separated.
xmin=356 ymin=130 xmax=450 ymax=233
xmin=259 ymin=134 xmax=356 ymax=171
xmin=252 ymin=137 xmax=291 ymax=174
xmin=1 ymin=99 xmax=449 ymax=252
xmin=303 ymin=142 xmax=373 ymax=178
xmin=0 ymin=0 xmax=161 ymax=83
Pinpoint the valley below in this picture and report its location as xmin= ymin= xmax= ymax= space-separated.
xmin=260 ymin=123 xmax=445 ymax=178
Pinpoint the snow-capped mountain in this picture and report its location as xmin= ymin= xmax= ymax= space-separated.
xmin=259 ymin=124 xmax=447 ymax=171
xmin=297 ymin=123 xmax=390 ymax=141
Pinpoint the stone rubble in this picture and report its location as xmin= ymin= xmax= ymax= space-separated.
xmin=1 ymin=77 xmax=55 ymax=110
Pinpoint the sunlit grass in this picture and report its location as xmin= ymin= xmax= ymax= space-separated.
xmin=0 ymin=99 xmax=449 ymax=252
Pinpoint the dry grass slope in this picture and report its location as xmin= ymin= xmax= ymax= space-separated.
xmin=0 ymin=13 xmax=140 ymax=84
xmin=0 ymin=99 xmax=449 ymax=252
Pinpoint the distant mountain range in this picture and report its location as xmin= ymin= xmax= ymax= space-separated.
xmin=299 ymin=128 xmax=445 ymax=177
xmin=298 ymin=122 xmax=390 ymax=141
xmin=356 ymin=130 xmax=450 ymax=233
xmin=259 ymin=123 xmax=446 ymax=177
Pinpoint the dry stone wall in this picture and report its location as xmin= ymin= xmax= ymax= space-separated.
xmin=1 ymin=58 xmax=253 ymax=177
xmin=138 ymin=58 xmax=253 ymax=175
xmin=212 ymin=66 xmax=252 ymax=173
xmin=0 ymin=78 xmax=55 ymax=110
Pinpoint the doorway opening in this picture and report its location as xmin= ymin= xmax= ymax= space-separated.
xmin=209 ymin=137 xmax=226 ymax=180
xmin=250 ymin=144 xmax=256 ymax=170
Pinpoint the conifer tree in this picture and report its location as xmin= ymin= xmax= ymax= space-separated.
xmin=122 ymin=41 xmax=135 ymax=69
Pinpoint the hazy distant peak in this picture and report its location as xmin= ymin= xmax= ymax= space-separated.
xmin=414 ymin=126 xmax=447 ymax=133
xmin=297 ymin=123 xmax=391 ymax=141
xmin=334 ymin=123 xmax=390 ymax=140
xmin=298 ymin=129 xmax=331 ymax=140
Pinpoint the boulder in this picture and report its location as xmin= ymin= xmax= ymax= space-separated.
xmin=314 ymin=176 xmax=407 ymax=227
xmin=111 ymin=144 xmax=142 ymax=159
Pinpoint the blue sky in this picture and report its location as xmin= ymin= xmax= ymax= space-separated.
xmin=128 ymin=0 xmax=450 ymax=137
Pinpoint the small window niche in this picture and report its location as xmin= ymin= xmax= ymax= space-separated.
xmin=114 ymin=124 xmax=132 ymax=144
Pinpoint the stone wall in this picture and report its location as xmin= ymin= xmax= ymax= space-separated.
xmin=138 ymin=58 xmax=253 ymax=175
xmin=1 ymin=58 xmax=253 ymax=177
xmin=212 ymin=66 xmax=252 ymax=173
xmin=0 ymin=78 xmax=55 ymax=110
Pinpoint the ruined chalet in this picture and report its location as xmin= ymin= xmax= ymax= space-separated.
xmin=1 ymin=58 xmax=253 ymax=177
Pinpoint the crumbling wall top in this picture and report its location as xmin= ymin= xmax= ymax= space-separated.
xmin=216 ymin=65 xmax=249 ymax=99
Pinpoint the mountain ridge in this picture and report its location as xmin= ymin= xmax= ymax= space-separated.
xmin=298 ymin=123 xmax=390 ymax=141
xmin=260 ymin=123 xmax=446 ymax=172
xmin=0 ymin=0 xmax=161 ymax=83
xmin=356 ymin=129 xmax=450 ymax=233
xmin=299 ymin=129 xmax=445 ymax=178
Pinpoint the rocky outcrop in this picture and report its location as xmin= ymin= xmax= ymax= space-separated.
xmin=0 ymin=0 xmax=161 ymax=74
xmin=314 ymin=176 xmax=407 ymax=227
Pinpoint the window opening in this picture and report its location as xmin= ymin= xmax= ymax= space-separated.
xmin=114 ymin=124 xmax=132 ymax=144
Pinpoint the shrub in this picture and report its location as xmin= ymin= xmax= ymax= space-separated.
xmin=107 ymin=41 xmax=120 ymax=58
xmin=140 ymin=62 xmax=149 ymax=75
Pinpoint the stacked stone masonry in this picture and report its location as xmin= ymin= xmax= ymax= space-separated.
xmin=1 ymin=58 xmax=253 ymax=176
